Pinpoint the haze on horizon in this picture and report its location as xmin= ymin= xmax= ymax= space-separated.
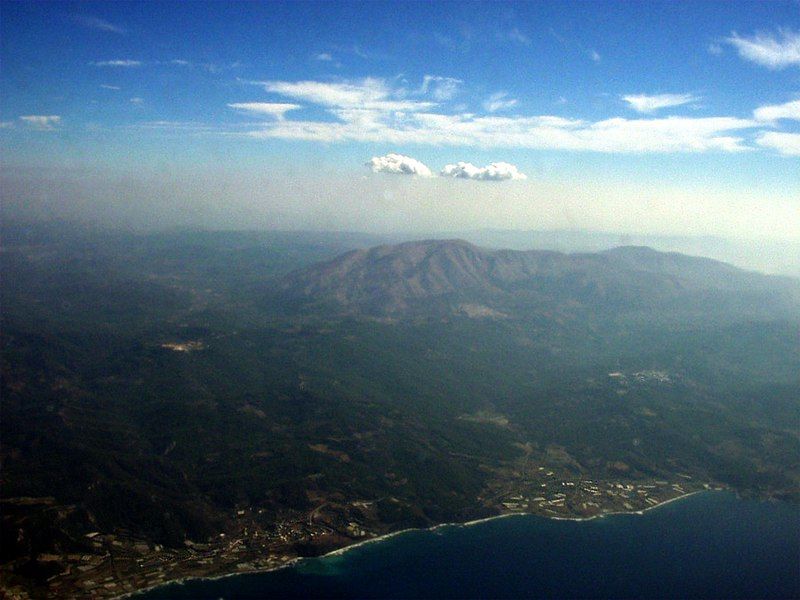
xmin=1 ymin=1 xmax=798 ymax=249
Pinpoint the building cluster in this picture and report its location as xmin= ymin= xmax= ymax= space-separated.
xmin=495 ymin=474 xmax=702 ymax=518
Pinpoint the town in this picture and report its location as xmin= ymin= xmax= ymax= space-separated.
xmin=489 ymin=473 xmax=714 ymax=518
xmin=1 ymin=467 xmax=723 ymax=599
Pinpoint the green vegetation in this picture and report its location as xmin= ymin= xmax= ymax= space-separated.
xmin=2 ymin=223 xmax=798 ymax=596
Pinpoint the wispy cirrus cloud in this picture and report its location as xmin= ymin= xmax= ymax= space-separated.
xmin=228 ymin=102 xmax=301 ymax=119
xmin=440 ymin=161 xmax=527 ymax=181
xmin=231 ymin=77 xmax=758 ymax=154
xmin=19 ymin=115 xmax=61 ymax=130
xmin=484 ymin=92 xmax=517 ymax=113
xmin=549 ymin=28 xmax=601 ymax=63
xmin=123 ymin=120 xmax=222 ymax=133
xmin=99 ymin=84 xmax=121 ymax=90
xmin=245 ymin=111 xmax=755 ymax=153
xmin=255 ymin=78 xmax=435 ymax=112
xmin=622 ymin=93 xmax=698 ymax=114
xmin=92 ymin=59 xmax=142 ymax=67
xmin=74 ymin=15 xmax=125 ymax=34
xmin=726 ymin=29 xmax=800 ymax=69
xmin=505 ymin=27 xmax=531 ymax=46
xmin=419 ymin=76 xmax=462 ymax=101
xmin=166 ymin=59 xmax=241 ymax=73
xmin=755 ymin=131 xmax=800 ymax=155
xmin=753 ymin=98 xmax=800 ymax=122
xmin=367 ymin=153 xmax=433 ymax=177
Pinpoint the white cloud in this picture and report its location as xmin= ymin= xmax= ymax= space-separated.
xmin=440 ymin=162 xmax=527 ymax=181
xmin=228 ymin=102 xmax=301 ymax=119
xmin=0 ymin=121 xmax=14 ymax=129
xmin=753 ymin=98 xmax=800 ymax=122
xmin=484 ymin=92 xmax=518 ymax=113
xmin=100 ymin=84 xmax=121 ymax=90
xmin=19 ymin=115 xmax=61 ymax=130
xmin=92 ymin=60 xmax=141 ymax=67
xmin=171 ymin=59 xmax=191 ymax=66
xmin=590 ymin=49 xmax=601 ymax=62
xmin=726 ymin=29 xmax=800 ymax=69
xmin=232 ymin=78 xmax=760 ymax=154
xmin=755 ymin=131 xmax=800 ymax=155
xmin=366 ymin=153 xmax=433 ymax=177
xmin=623 ymin=93 xmax=698 ymax=114
xmin=578 ymin=117 xmax=752 ymax=152
xmin=244 ymin=109 xmax=755 ymax=154
xmin=130 ymin=97 xmax=144 ymax=104
xmin=259 ymin=78 xmax=434 ymax=112
xmin=74 ymin=15 xmax=124 ymax=34
xmin=420 ymin=75 xmax=462 ymax=101
xmin=315 ymin=53 xmax=333 ymax=61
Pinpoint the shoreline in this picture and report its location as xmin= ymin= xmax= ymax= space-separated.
xmin=120 ymin=490 xmax=707 ymax=599
xmin=546 ymin=490 xmax=704 ymax=522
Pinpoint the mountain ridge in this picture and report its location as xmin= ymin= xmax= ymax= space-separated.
xmin=277 ymin=239 xmax=800 ymax=319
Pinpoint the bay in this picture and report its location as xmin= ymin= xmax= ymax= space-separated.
xmin=140 ymin=492 xmax=799 ymax=599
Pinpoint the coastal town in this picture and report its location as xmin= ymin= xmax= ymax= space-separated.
xmin=1 ymin=349 xmax=736 ymax=600
xmin=0 ymin=467 xmax=722 ymax=599
xmin=489 ymin=474 xmax=713 ymax=518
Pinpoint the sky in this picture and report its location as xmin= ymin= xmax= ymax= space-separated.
xmin=1 ymin=0 xmax=799 ymax=240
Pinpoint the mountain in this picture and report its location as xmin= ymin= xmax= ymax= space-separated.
xmin=277 ymin=239 xmax=800 ymax=320
xmin=447 ymin=229 xmax=800 ymax=278
xmin=2 ymin=227 xmax=799 ymax=599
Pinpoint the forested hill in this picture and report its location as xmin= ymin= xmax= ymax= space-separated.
xmin=277 ymin=239 xmax=800 ymax=320
xmin=2 ymin=226 xmax=798 ymax=598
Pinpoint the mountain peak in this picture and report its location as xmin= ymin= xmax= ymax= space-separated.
xmin=277 ymin=240 xmax=799 ymax=319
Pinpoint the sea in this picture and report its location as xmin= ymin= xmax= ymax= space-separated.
xmin=139 ymin=492 xmax=799 ymax=599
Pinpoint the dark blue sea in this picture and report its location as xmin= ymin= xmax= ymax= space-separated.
xmin=140 ymin=492 xmax=799 ymax=599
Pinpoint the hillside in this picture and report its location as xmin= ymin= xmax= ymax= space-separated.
xmin=277 ymin=239 xmax=800 ymax=320
xmin=2 ymin=228 xmax=798 ymax=598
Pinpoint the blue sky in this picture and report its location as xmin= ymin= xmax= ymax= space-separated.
xmin=1 ymin=1 xmax=798 ymax=237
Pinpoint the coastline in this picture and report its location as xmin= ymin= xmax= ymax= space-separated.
xmin=120 ymin=490 xmax=707 ymax=599
xmin=546 ymin=490 xmax=704 ymax=522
